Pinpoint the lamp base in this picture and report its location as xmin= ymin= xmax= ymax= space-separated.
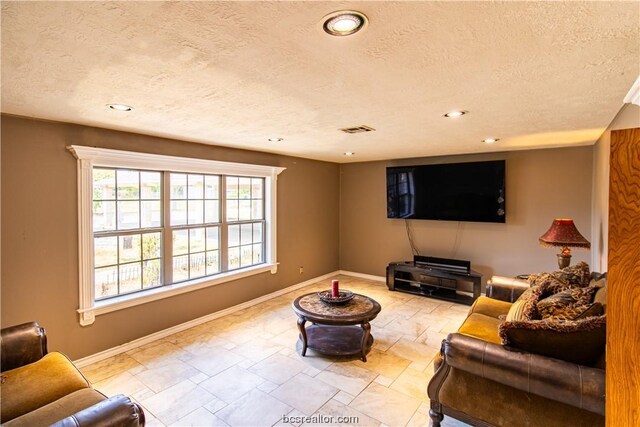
xmin=556 ymin=254 xmax=571 ymax=269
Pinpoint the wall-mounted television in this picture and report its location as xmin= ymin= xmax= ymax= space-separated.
xmin=386 ymin=160 xmax=506 ymax=223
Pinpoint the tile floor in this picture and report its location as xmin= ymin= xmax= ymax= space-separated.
xmin=81 ymin=275 xmax=471 ymax=427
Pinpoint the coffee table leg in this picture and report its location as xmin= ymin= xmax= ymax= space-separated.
xmin=297 ymin=316 xmax=308 ymax=356
xmin=361 ymin=321 xmax=371 ymax=362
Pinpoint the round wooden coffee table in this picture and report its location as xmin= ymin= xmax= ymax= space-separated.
xmin=292 ymin=292 xmax=381 ymax=362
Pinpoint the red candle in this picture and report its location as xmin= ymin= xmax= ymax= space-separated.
xmin=331 ymin=280 xmax=339 ymax=298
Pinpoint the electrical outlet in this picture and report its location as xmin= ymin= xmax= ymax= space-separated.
xmin=299 ymin=266 xmax=304 ymax=274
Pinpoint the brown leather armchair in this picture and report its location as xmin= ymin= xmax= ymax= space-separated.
xmin=1 ymin=322 xmax=145 ymax=426
xmin=427 ymin=277 xmax=605 ymax=427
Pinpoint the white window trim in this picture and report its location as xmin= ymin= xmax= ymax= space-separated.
xmin=68 ymin=145 xmax=285 ymax=326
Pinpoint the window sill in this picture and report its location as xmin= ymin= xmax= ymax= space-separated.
xmin=77 ymin=263 xmax=278 ymax=325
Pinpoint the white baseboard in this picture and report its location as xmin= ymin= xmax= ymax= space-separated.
xmin=74 ymin=270 xmax=340 ymax=367
xmin=338 ymin=270 xmax=385 ymax=283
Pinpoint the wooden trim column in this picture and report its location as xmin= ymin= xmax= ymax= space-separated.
xmin=607 ymin=127 xmax=640 ymax=426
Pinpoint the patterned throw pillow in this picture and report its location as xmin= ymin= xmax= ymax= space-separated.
xmin=537 ymin=286 xmax=598 ymax=320
xmin=554 ymin=261 xmax=591 ymax=287
xmin=506 ymin=298 xmax=528 ymax=322
xmin=574 ymin=303 xmax=605 ymax=319
xmin=528 ymin=261 xmax=592 ymax=294
xmin=506 ymin=285 xmax=545 ymax=321
xmin=528 ymin=272 xmax=574 ymax=296
xmin=498 ymin=315 xmax=606 ymax=366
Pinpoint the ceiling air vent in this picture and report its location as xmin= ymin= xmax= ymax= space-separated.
xmin=339 ymin=125 xmax=376 ymax=134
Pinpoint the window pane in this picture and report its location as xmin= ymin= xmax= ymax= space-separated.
xmin=206 ymin=251 xmax=219 ymax=275
xmin=251 ymin=200 xmax=263 ymax=220
xmin=206 ymin=227 xmax=219 ymax=251
xmin=187 ymin=200 xmax=204 ymax=224
xmin=238 ymin=178 xmax=251 ymax=199
xmin=226 ymin=200 xmax=239 ymax=221
xmin=141 ymin=172 xmax=161 ymax=199
xmin=95 ymin=266 xmax=118 ymax=299
xmin=253 ymin=223 xmax=263 ymax=243
xmin=226 ymin=177 xmax=238 ymax=199
xmin=171 ymin=174 xmax=187 ymax=199
xmin=143 ymin=259 xmax=161 ymax=288
xmin=251 ymin=178 xmax=263 ymax=199
xmin=119 ymin=263 xmax=142 ymax=293
xmin=93 ymin=201 xmax=116 ymax=232
xmin=228 ymin=247 xmax=240 ymax=270
xmin=188 ymin=175 xmax=204 ymax=199
xmin=141 ymin=201 xmax=162 ymax=228
xmin=117 ymin=170 xmax=139 ymax=200
xmin=253 ymin=243 xmax=263 ymax=264
xmin=172 ymin=230 xmax=189 ymax=256
xmin=205 ymin=176 xmax=219 ymax=199
xmin=119 ymin=235 xmax=141 ymax=263
xmin=241 ymin=223 xmax=252 ymax=245
xmin=142 ymin=232 xmax=161 ymax=259
xmin=204 ymin=200 xmax=219 ymax=223
xmin=228 ymin=225 xmax=239 ymax=247
xmin=173 ymin=256 xmax=189 ymax=282
xmin=240 ymin=245 xmax=252 ymax=267
xmin=190 ymin=228 xmax=206 ymax=253
xmin=239 ymin=200 xmax=251 ymax=221
xmin=94 ymin=236 xmax=117 ymax=267
xmin=190 ymin=253 xmax=206 ymax=278
xmin=170 ymin=201 xmax=187 ymax=226
xmin=94 ymin=169 xmax=115 ymax=200
xmin=117 ymin=201 xmax=140 ymax=230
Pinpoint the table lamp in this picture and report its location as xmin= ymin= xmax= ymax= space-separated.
xmin=539 ymin=219 xmax=590 ymax=269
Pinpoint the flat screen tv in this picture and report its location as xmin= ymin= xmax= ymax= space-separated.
xmin=386 ymin=160 xmax=506 ymax=223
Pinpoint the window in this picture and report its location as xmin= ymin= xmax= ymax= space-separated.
xmin=93 ymin=169 xmax=163 ymax=300
xmin=69 ymin=146 xmax=284 ymax=326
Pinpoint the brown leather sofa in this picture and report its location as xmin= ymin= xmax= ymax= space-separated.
xmin=427 ymin=275 xmax=605 ymax=427
xmin=0 ymin=322 xmax=145 ymax=426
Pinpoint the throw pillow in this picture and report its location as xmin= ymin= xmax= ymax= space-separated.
xmin=528 ymin=262 xmax=592 ymax=293
xmin=555 ymin=261 xmax=591 ymax=287
xmin=590 ymin=273 xmax=607 ymax=289
xmin=593 ymin=280 xmax=607 ymax=311
xmin=498 ymin=315 xmax=606 ymax=366
xmin=505 ymin=285 xmax=544 ymax=321
xmin=528 ymin=273 xmax=571 ymax=295
xmin=505 ymin=298 xmax=527 ymax=322
xmin=573 ymin=303 xmax=604 ymax=320
xmin=537 ymin=287 xmax=598 ymax=320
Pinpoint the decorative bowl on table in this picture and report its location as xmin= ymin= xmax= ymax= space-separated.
xmin=318 ymin=290 xmax=354 ymax=305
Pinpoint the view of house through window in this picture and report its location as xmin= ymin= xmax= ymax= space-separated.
xmin=93 ymin=168 xmax=265 ymax=300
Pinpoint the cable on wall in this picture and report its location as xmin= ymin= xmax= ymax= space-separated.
xmin=450 ymin=221 xmax=464 ymax=258
xmin=405 ymin=219 xmax=420 ymax=256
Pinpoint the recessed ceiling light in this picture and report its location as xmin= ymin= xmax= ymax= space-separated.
xmin=107 ymin=103 xmax=133 ymax=112
xmin=323 ymin=11 xmax=368 ymax=36
xmin=444 ymin=110 xmax=467 ymax=118
xmin=483 ymin=138 xmax=500 ymax=144
xmin=344 ymin=152 xmax=355 ymax=156
xmin=268 ymin=137 xmax=283 ymax=142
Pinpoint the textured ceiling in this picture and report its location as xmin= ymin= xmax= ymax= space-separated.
xmin=1 ymin=1 xmax=639 ymax=163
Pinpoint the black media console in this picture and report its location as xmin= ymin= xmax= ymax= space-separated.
xmin=386 ymin=256 xmax=482 ymax=305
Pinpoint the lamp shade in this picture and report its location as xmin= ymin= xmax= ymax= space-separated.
xmin=539 ymin=219 xmax=590 ymax=248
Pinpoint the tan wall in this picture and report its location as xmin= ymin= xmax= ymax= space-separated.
xmin=591 ymin=103 xmax=640 ymax=272
xmin=0 ymin=115 xmax=340 ymax=359
xmin=339 ymin=146 xmax=594 ymax=284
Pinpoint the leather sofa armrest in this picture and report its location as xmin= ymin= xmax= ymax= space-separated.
xmin=51 ymin=395 xmax=145 ymax=427
xmin=486 ymin=276 xmax=530 ymax=302
xmin=1 ymin=322 xmax=48 ymax=372
xmin=442 ymin=333 xmax=605 ymax=415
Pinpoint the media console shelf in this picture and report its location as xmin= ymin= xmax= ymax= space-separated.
xmin=386 ymin=261 xmax=482 ymax=305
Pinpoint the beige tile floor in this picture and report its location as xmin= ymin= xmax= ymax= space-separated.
xmin=82 ymin=275 xmax=471 ymax=427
